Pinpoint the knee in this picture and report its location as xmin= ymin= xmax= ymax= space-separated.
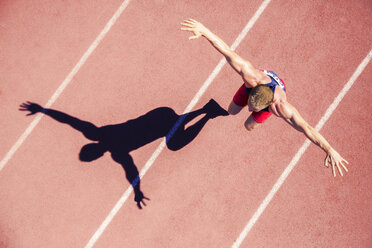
xmin=228 ymin=108 xmax=238 ymax=115
xmin=244 ymin=123 xmax=256 ymax=131
xmin=228 ymin=102 xmax=243 ymax=115
xmin=244 ymin=118 xmax=259 ymax=131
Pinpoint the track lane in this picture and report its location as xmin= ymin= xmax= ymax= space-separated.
xmin=1 ymin=0 xmax=264 ymax=247
xmin=0 ymin=0 xmax=124 ymax=162
xmin=90 ymin=0 xmax=372 ymax=247
xmin=241 ymin=62 xmax=372 ymax=248
xmin=1 ymin=0 xmax=371 ymax=247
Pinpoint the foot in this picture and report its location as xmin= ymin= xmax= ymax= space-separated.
xmin=203 ymin=99 xmax=229 ymax=119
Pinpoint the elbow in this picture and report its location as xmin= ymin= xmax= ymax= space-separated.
xmin=226 ymin=51 xmax=245 ymax=72
xmin=226 ymin=58 xmax=243 ymax=74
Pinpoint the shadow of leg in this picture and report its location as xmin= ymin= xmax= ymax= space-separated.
xmin=166 ymin=99 xmax=228 ymax=151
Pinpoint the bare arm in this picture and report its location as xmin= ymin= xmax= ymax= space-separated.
xmin=181 ymin=18 xmax=265 ymax=86
xmin=280 ymin=101 xmax=349 ymax=177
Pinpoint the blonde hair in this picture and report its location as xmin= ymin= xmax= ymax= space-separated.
xmin=249 ymin=85 xmax=274 ymax=109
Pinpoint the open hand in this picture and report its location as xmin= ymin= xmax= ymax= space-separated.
xmin=324 ymin=149 xmax=349 ymax=177
xmin=134 ymin=191 xmax=150 ymax=209
xmin=181 ymin=18 xmax=207 ymax=40
xmin=19 ymin=101 xmax=44 ymax=116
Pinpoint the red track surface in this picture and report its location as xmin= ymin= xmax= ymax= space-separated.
xmin=1 ymin=0 xmax=371 ymax=247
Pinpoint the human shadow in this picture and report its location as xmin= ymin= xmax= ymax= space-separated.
xmin=19 ymin=99 xmax=228 ymax=209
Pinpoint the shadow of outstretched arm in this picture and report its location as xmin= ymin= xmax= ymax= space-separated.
xmin=19 ymin=101 xmax=100 ymax=141
xmin=111 ymin=152 xmax=150 ymax=209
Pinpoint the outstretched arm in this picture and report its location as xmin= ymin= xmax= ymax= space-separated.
xmin=19 ymin=101 xmax=100 ymax=141
xmin=280 ymin=102 xmax=349 ymax=177
xmin=181 ymin=18 xmax=266 ymax=86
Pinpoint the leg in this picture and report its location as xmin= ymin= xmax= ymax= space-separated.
xmin=228 ymin=100 xmax=244 ymax=115
xmin=245 ymin=110 xmax=272 ymax=131
xmin=244 ymin=114 xmax=261 ymax=131
xmin=229 ymin=83 xmax=248 ymax=115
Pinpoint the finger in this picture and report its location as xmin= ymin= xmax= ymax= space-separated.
xmin=343 ymin=159 xmax=349 ymax=164
xmin=181 ymin=27 xmax=193 ymax=31
xmin=324 ymin=156 xmax=329 ymax=167
xmin=335 ymin=162 xmax=343 ymax=176
xmin=142 ymin=200 xmax=147 ymax=207
xmin=181 ymin=23 xmax=193 ymax=28
xmin=189 ymin=35 xmax=200 ymax=40
xmin=188 ymin=18 xmax=197 ymax=23
xmin=27 ymin=113 xmax=33 ymax=116
xmin=331 ymin=157 xmax=341 ymax=177
xmin=330 ymin=156 xmax=336 ymax=168
xmin=328 ymin=157 xmax=333 ymax=167
xmin=340 ymin=161 xmax=348 ymax=172
xmin=143 ymin=196 xmax=150 ymax=201
xmin=332 ymin=163 xmax=336 ymax=177
xmin=185 ymin=18 xmax=195 ymax=22
xmin=137 ymin=202 xmax=142 ymax=209
xmin=183 ymin=19 xmax=195 ymax=25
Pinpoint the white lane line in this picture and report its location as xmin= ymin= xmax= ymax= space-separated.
xmin=0 ymin=0 xmax=132 ymax=172
xmin=84 ymin=1 xmax=273 ymax=247
xmin=232 ymin=48 xmax=372 ymax=248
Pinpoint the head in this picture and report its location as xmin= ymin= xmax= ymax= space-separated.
xmin=248 ymin=84 xmax=274 ymax=112
xmin=79 ymin=142 xmax=107 ymax=162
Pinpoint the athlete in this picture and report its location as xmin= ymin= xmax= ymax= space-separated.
xmin=181 ymin=18 xmax=349 ymax=177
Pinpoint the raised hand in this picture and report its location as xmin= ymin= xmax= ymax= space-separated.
xmin=19 ymin=101 xmax=44 ymax=116
xmin=180 ymin=18 xmax=208 ymax=40
xmin=324 ymin=148 xmax=349 ymax=177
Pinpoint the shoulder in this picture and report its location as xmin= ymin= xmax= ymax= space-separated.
xmin=269 ymin=99 xmax=293 ymax=119
xmin=242 ymin=69 xmax=271 ymax=87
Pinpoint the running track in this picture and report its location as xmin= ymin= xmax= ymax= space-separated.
xmin=1 ymin=0 xmax=371 ymax=247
